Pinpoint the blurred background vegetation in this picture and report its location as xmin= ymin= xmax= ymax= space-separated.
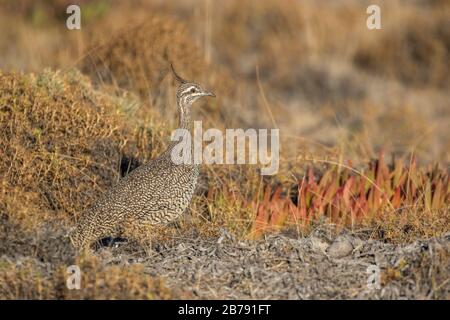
xmin=0 ymin=0 xmax=449 ymax=163
xmin=0 ymin=0 xmax=449 ymax=299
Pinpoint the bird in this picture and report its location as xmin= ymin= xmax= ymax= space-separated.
xmin=69 ymin=64 xmax=215 ymax=249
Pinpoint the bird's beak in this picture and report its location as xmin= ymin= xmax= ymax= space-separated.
xmin=203 ymin=90 xmax=215 ymax=97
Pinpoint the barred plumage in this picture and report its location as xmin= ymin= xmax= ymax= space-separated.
xmin=70 ymin=66 xmax=214 ymax=249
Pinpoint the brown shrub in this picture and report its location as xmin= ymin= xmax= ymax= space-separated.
xmin=0 ymin=253 xmax=181 ymax=299
xmin=212 ymin=0 xmax=307 ymax=81
xmin=0 ymin=69 xmax=126 ymax=228
xmin=354 ymin=12 xmax=450 ymax=88
xmin=79 ymin=10 xmax=239 ymax=144
xmin=210 ymin=1 xmax=363 ymax=86
xmin=80 ymin=15 xmax=204 ymax=99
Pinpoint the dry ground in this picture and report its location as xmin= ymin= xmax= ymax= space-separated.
xmin=108 ymin=228 xmax=450 ymax=299
xmin=2 ymin=225 xmax=449 ymax=299
xmin=0 ymin=0 xmax=449 ymax=299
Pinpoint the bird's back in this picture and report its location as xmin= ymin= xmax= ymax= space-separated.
xmin=70 ymin=154 xmax=199 ymax=249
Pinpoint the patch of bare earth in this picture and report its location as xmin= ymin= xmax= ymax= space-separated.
xmin=99 ymin=227 xmax=450 ymax=299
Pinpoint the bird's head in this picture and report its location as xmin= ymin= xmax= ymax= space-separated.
xmin=177 ymin=82 xmax=215 ymax=105
xmin=171 ymin=63 xmax=215 ymax=105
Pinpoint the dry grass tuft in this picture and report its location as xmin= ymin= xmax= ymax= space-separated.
xmin=0 ymin=69 xmax=126 ymax=227
xmin=81 ymin=15 xmax=204 ymax=98
xmin=0 ymin=253 xmax=179 ymax=299
xmin=354 ymin=8 xmax=450 ymax=89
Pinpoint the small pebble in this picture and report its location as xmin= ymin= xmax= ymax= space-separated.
xmin=327 ymin=236 xmax=353 ymax=258
xmin=310 ymin=236 xmax=330 ymax=253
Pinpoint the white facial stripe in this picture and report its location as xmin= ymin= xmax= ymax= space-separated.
xmin=180 ymin=86 xmax=197 ymax=96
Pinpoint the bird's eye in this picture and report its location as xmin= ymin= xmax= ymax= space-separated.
xmin=190 ymin=88 xmax=196 ymax=93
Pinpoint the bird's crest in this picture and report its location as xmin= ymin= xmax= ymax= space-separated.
xmin=170 ymin=63 xmax=188 ymax=84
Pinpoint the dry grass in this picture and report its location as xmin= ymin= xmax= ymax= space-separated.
xmin=0 ymin=0 xmax=449 ymax=299
xmin=0 ymin=69 xmax=125 ymax=226
xmin=0 ymin=253 xmax=181 ymax=299
xmin=354 ymin=5 xmax=450 ymax=89
xmin=80 ymin=15 xmax=204 ymax=98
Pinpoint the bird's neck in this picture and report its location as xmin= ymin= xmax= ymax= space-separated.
xmin=177 ymin=97 xmax=192 ymax=131
xmin=163 ymin=98 xmax=195 ymax=161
